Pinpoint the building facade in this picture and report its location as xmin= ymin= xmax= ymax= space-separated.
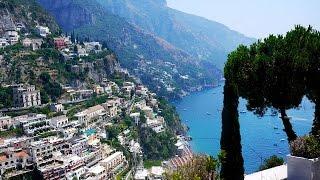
xmin=13 ymin=84 xmax=41 ymax=108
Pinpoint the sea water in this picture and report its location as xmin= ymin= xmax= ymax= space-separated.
xmin=173 ymin=85 xmax=313 ymax=173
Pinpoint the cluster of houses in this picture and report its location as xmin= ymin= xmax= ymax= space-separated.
xmin=0 ymin=21 xmax=188 ymax=179
xmin=0 ymin=135 xmax=127 ymax=180
xmin=0 ymin=23 xmax=49 ymax=49
xmin=0 ymin=78 xmax=174 ymax=179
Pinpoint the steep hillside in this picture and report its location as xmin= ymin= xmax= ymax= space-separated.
xmin=0 ymin=0 xmax=60 ymax=35
xmin=95 ymin=0 xmax=255 ymax=69
xmin=37 ymin=0 xmax=222 ymax=98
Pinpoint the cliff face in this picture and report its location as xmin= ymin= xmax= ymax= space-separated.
xmin=95 ymin=0 xmax=255 ymax=69
xmin=0 ymin=0 xmax=60 ymax=35
xmin=37 ymin=0 xmax=96 ymax=31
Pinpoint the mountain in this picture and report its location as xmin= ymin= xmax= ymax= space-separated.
xmin=95 ymin=0 xmax=255 ymax=69
xmin=0 ymin=0 xmax=60 ymax=35
xmin=37 ymin=0 xmax=222 ymax=98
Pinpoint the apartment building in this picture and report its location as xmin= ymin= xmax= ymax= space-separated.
xmin=12 ymin=84 xmax=41 ymax=108
xmin=0 ymin=148 xmax=32 ymax=175
xmin=14 ymin=114 xmax=50 ymax=135
xmin=75 ymin=105 xmax=105 ymax=127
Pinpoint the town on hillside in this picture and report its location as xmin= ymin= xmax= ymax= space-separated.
xmin=0 ymin=17 xmax=192 ymax=180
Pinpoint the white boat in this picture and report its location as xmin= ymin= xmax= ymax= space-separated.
xmin=280 ymin=139 xmax=285 ymax=142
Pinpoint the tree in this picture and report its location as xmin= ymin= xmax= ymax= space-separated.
xmin=165 ymin=155 xmax=219 ymax=180
xmin=259 ymin=155 xmax=284 ymax=171
xmin=220 ymin=80 xmax=244 ymax=180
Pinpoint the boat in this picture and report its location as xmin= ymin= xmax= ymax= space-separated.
xmin=271 ymin=111 xmax=278 ymax=116
xmin=183 ymin=108 xmax=187 ymax=111
xmin=206 ymin=112 xmax=211 ymax=115
xmin=240 ymin=110 xmax=247 ymax=114
xmin=273 ymin=126 xmax=279 ymax=130
xmin=280 ymin=139 xmax=286 ymax=142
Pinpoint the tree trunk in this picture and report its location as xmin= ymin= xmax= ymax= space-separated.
xmin=220 ymin=81 xmax=244 ymax=180
xmin=280 ymin=108 xmax=297 ymax=142
xmin=311 ymin=101 xmax=320 ymax=140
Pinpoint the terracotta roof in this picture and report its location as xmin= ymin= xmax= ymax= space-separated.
xmin=15 ymin=150 xmax=29 ymax=158
xmin=0 ymin=155 xmax=7 ymax=162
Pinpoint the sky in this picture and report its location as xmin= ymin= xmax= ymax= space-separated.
xmin=167 ymin=0 xmax=320 ymax=39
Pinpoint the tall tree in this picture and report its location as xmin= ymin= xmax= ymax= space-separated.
xmin=220 ymin=80 xmax=244 ymax=180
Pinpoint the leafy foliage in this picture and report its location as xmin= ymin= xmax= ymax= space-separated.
xmin=139 ymin=127 xmax=176 ymax=160
xmin=0 ymin=86 xmax=13 ymax=108
xmin=259 ymin=155 xmax=284 ymax=171
xmin=165 ymin=155 xmax=221 ymax=180
xmin=220 ymin=80 xmax=244 ymax=180
xmin=290 ymin=136 xmax=320 ymax=159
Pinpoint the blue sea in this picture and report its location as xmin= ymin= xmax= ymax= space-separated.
xmin=173 ymin=85 xmax=314 ymax=173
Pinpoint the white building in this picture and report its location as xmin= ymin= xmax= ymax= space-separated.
xmin=99 ymin=151 xmax=126 ymax=172
xmin=130 ymin=112 xmax=140 ymax=125
xmin=0 ymin=149 xmax=31 ymax=175
xmin=49 ymin=115 xmax=68 ymax=129
xmin=150 ymin=166 xmax=165 ymax=180
xmin=49 ymin=103 xmax=64 ymax=112
xmin=0 ymin=38 xmax=9 ymax=48
xmin=75 ymin=105 xmax=105 ymax=127
xmin=66 ymin=167 xmax=86 ymax=180
xmin=87 ymin=165 xmax=107 ymax=180
xmin=69 ymin=136 xmax=89 ymax=156
xmin=14 ymin=114 xmax=50 ymax=135
xmin=0 ymin=115 xmax=13 ymax=131
xmin=147 ymin=116 xmax=165 ymax=133
xmin=36 ymin=26 xmax=51 ymax=37
xmin=103 ymin=100 xmax=119 ymax=118
xmin=5 ymin=29 xmax=19 ymax=45
xmin=22 ymin=38 xmax=43 ymax=51
xmin=29 ymin=140 xmax=54 ymax=166
xmin=83 ymin=42 xmax=102 ymax=53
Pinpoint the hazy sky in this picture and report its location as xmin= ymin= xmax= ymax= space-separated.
xmin=167 ymin=0 xmax=320 ymax=39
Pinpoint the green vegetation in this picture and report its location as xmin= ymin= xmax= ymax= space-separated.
xmin=224 ymin=25 xmax=320 ymax=142
xmin=39 ymin=72 xmax=63 ymax=103
xmin=158 ymin=98 xmax=185 ymax=134
xmin=222 ymin=25 xmax=320 ymax=179
xmin=259 ymin=155 xmax=284 ymax=171
xmin=139 ymin=127 xmax=176 ymax=160
xmin=0 ymin=86 xmax=13 ymax=108
xmin=165 ymin=155 xmax=222 ymax=180
xmin=220 ymin=80 xmax=244 ymax=180
xmin=0 ymin=127 xmax=23 ymax=138
xmin=290 ymin=136 xmax=320 ymax=159
xmin=143 ymin=160 xmax=162 ymax=169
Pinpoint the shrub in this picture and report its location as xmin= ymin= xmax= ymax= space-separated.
xmin=290 ymin=135 xmax=320 ymax=159
xmin=259 ymin=155 xmax=284 ymax=171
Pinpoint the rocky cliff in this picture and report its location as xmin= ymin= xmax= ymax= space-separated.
xmin=0 ymin=0 xmax=60 ymax=35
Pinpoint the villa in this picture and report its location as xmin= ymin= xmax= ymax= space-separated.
xmin=14 ymin=114 xmax=50 ymax=135
xmin=75 ymin=105 xmax=105 ymax=127
xmin=0 ymin=114 xmax=13 ymax=131
xmin=12 ymin=84 xmax=41 ymax=108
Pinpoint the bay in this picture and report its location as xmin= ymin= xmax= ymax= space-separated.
xmin=173 ymin=85 xmax=314 ymax=173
